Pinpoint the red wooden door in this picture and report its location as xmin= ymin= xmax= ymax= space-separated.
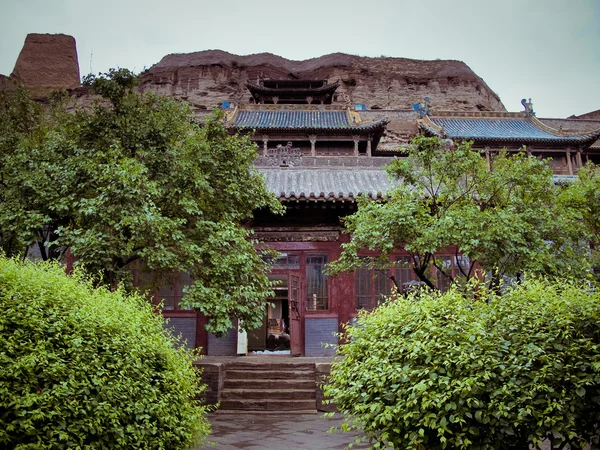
xmin=289 ymin=274 xmax=303 ymax=356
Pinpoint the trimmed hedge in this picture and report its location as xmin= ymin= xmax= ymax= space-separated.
xmin=0 ymin=258 xmax=210 ymax=449
xmin=325 ymin=280 xmax=600 ymax=449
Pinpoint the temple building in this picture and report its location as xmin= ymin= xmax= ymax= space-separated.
xmin=7 ymin=34 xmax=600 ymax=410
xmin=419 ymin=107 xmax=600 ymax=175
xmin=159 ymin=79 xmax=600 ymax=358
xmin=245 ymin=78 xmax=340 ymax=104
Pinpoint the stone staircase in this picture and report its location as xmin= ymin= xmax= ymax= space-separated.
xmin=219 ymin=360 xmax=317 ymax=411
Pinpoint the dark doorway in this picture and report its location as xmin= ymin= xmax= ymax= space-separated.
xmin=247 ymin=275 xmax=291 ymax=353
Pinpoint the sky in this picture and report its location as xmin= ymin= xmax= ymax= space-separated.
xmin=1 ymin=0 xmax=599 ymax=118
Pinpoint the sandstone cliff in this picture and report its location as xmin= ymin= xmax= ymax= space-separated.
xmin=2 ymin=34 xmax=505 ymax=114
xmin=8 ymin=34 xmax=80 ymax=98
xmin=140 ymin=50 xmax=505 ymax=112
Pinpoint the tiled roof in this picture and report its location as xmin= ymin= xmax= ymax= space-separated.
xmin=237 ymin=110 xmax=347 ymax=129
xmin=230 ymin=107 xmax=388 ymax=133
xmin=420 ymin=115 xmax=600 ymax=146
xmin=258 ymin=169 xmax=393 ymax=201
xmin=261 ymin=79 xmax=329 ymax=86
xmin=538 ymin=118 xmax=600 ymax=133
xmin=538 ymin=118 xmax=600 ymax=149
xmin=246 ymin=81 xmax=339 ymax=95
xmin=258 ymin=168 xmax=582 ymax=201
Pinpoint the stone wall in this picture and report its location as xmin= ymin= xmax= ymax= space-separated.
xmin=163 ymin=317 xmax=197 ymax=350
xmin=316 ymin=362 xmax=336 ymax=412
xmin=195 ymin=361 xmax=224 ymax=406
xmin=207 ymin=328 xmax=238 ymax=356
xmin=305 ymin=318 xmax=338 ymax=357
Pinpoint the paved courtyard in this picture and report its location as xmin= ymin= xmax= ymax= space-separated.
xmin=202 ymin=413 xmax=573 ymax=449
xmin=203 ymin=412 xmax=370 ymax=449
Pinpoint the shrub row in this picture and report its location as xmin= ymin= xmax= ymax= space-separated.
xmin=0 ymin=258 xmax=210 ymax=449
xmin=325 ymin=279 xmax=600 ymax=449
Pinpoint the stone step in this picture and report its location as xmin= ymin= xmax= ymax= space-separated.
xmin=221 ymin=389 xmax=316 ymax=400
xmin=218 ymin=361 xmax=319 ymax=411
xmin=223 ymin=378 xmax=317 ymax=390
xmin=225 ymin=362 xmax=316 ymax=372
xmin=219 ymin=399 xmax=317 ymax=411
xmin=225 ymin=369 xmax=315 ymax=380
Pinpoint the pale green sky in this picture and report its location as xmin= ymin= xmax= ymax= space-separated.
xmin=1 ymin=0 xmax=599 ymax=118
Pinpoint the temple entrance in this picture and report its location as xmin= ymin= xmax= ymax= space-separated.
xmin=247 ymin=274 xmax=292 ymax=354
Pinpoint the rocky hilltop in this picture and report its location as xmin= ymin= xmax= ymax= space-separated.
xmin=6 ymin=34 xmax=80 ymax=98
xmin=140 ymin=50 xmax=505 ymax=112
xmin=2 ymin=34 xmax=505 ymax=113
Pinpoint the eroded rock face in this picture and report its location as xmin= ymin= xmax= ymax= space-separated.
xmin=4 ymin=35 xmax=503 ymax=113
xmin=572 ymin=109 xmax=600 ymax=120
xmin=140 ymin=50 xmax=505 ymax=112
xmin=0 ymin=74 xmax=9 ymax=91
xmin=10 ymin=34 xmax=80 ymax=97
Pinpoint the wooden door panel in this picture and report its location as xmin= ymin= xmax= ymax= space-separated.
xmin=289 ymin=274 xmax=303 ymax=356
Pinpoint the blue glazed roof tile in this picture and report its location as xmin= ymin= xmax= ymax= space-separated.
xmin=237 ymin=110 xmax=348 ymax=129
xmin=423 ymin=117 xmax=600 ymax=145
xmin=232 ymin=110 xmax=387 ymax=132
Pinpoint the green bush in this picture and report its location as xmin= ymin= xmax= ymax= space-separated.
xmin=0 ymin=257 xmax=210 ymax=449
xmin=325 ymin=280 xmax=600 ymax=449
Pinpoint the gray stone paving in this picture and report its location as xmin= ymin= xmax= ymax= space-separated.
xmin=201 ymin=413 xmax=580 ymax=449
xmin=202 ymin=412 xmax=370 ymax=449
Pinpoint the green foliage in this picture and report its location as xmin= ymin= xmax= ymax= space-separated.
xmin=559 ymin=162 xmax=600 ymax=282
xmin=82 ymin=68 xmax=139 ymax=105
xmin=329 ymin=136 xmax=589 ymax=290
xmin=0 ymin=257 xmax=210 ymax=449
xmin=0 ymin=70 xmax=283 ymax=335
xmin=0 ymin=84 xmax=71 ymax=260
xmin=325 ymin=279 xmax=600 ymax=449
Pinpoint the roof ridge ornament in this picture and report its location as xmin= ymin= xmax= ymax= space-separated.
xmin=412 ymin=97 xmax=432 ymax=117
xmin=224 ymin=104 xmax=238 ymax=123
xmin=521 ymin=98 xmax=535 ymax=117
xmin=417 ymin=115 xmax=444 ymax=135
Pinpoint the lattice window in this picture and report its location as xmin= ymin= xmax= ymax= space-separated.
xmin=155 ymin=272 xmax=193 ymax=310
xmin=269 ymin=253 xmax=300 ymax=270
xmin=129 ymin=262 xmax=193 ymax=311
xmin=454 ymin=255 xmax=472 ymax=278
xmin=375 ymin=270 xmax=392 ymax=303
xmin=157 ymin=283 xmax=176 ymax=310
xmin=306 ymin=254 xmax=328 ymax=310
xmin=395 ymin=256 xmax=415 ymax=293
xmin=355 ymin=267 xmax=371 ymax=310
xmin=437 ymin=256 xmax=453 ymax=292
xmin=355 ymin=266 xmax=391 ymax=310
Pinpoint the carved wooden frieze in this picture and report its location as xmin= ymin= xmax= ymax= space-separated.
xmin=263 ymin=141 xmax=303 ymax=167
xmin=255 ymin=155 xmax=395 ymax=168
xmin=254 ymin=231 xmax=340 ymax=242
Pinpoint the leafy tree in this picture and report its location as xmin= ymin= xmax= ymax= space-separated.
xmin=325 ymin=279 xmax=600 ymax=449
xmin=329 ymin=136 xmax=588 ymax=291
xmin=559 ymin=162 xmax=600 ymax=282
xmin=0 ymin=256 xmax=210 ymax=449
xmin=0 ymin=83 xmax=71 ymax=260
xmin=0 ymin=70 xmax=283 ymax=335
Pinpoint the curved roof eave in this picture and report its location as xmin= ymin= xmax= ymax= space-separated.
xmin=259 ymin=168 xmax=394 ymax=202
xmin=245 ymin=81 xmax=340 ymax=96
xmin=419 ymin=115 xmax=600 ymax=147
xmin=234 ymin=121 xmax=388 ymax=134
